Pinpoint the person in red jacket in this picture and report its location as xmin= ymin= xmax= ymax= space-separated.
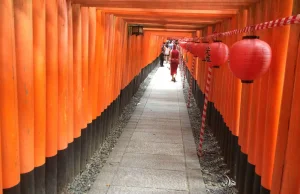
xmin=169 ymin=44 xmax=179 ymax=82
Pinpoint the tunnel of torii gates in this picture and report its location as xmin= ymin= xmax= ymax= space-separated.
xmin=0 ymin=0 xmax=300 ymax=194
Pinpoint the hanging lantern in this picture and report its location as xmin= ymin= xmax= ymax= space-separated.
xmin=186 ymin=42 xmax=193 ymax=53
xmin=229 ymin=36 xmax=272 ymax=83
xmin=190 ymin=41 xmax=199 ymax=57
xmin=179 ymin=41 xmax=187 ymax=50
xmin=206 ymin=40 xmax=229 ymax=68
xmin=194 ymin=41 xmax=209 ymax=61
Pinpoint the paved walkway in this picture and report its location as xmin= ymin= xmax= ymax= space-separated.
xmin=89 ymin=64 xmax=206 ymax=194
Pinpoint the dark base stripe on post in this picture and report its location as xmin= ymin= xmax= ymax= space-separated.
xmin=80 ymin=127 xmax=88 ymax=171
xmin=46 ymin=155 xmax=57 ymax=194
xmin=3 ymin=184 xmax=21 ymax=194
xmin=95 ymin=116 xmax=101 ymax=150
xmin=20 ymin=170 xmax=35 ymax=194
xmin=57 ymin=148 xmax=68 ymax=193
xmin=87 ymin=123 xmax=92 ymax=160
xmin=261 ymin=186 xmax=270 ymax=194
xmin=238 ymin=152 xmax=247 ymax=194
xmin=74 ymin=137 xmax=81 ymax=176
xmin=99 ymin=114 xmax=104 ymax=145
xmin=67 ymin=141 xmax=75 ymax=184
xmin=232 ymin=135 xmax=239 ymax=180
xmin=92 ymin=119 xmax=97 ymax=154
xmin=244 ymin=162 xmax=255 ymax=194
xmin=253 ymin=173 xmax=261 ymax=194
xmin=34 ymin=164 xmax=46 ymax=194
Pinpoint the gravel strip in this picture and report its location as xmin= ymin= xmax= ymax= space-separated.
xmin=182 ymin=76 xmax=238 ymax=194
xmin=66 ymin=64 xmax=159 ymax=194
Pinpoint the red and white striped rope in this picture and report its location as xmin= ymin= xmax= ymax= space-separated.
xmin=180 ymin=51 xmax=184 ymax=83
xmin=197 ymin=66 xmax=213 ymax=157
xmin=181 ymin=14 xmax=300 ymax=42
xmin=183 ymin=62 xmax=186 ymax=88
xmin=187 ymin=56 xmax=196 ymax=108
xmin=182 ymin=56 xmax=187 ymax=89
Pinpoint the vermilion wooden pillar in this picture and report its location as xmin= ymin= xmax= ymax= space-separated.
xmin=95 ymin=10 xmax=103 ymax=144
xmin=278 ymin=48 xmax=300 ymax=193
xmin=57 ymin=0 xmax=68 ymax=192
xmin=33 ymin=0 xmax=46 ymax=193
xmin=80 ymin=6 xmax=89 ymax=170
xmin=261 ymin=0 xmax=292 ymax=192
xmin=72 ymin=3 xmax=82 ymax=177
xmin=271 ymin=1 xmax=300 ymax=194
xmin=46 ymin=0 xmax=58 ymax=193
xmin=67 ymin=0 xmax=75 ymax=184
xmin=0 ymin=1 xmax=21 ymax=193
xmin=14 ymin=0 xmax=35 ymax=193
xmin=88 ymin=7 xmax=97 ymax=151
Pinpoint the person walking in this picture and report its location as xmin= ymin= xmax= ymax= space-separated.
xmin=164 ymin=44 xmax=170 ymax=62
xmin=168 ymin=41 xmax=173 ymax=50
xmin=160 ymin=42 xmax=165 ymax=67
xmin=169 ymin=44 xmax=179 ymax=82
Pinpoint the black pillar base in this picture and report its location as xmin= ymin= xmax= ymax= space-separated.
xmin=244 ymin=162 xmax=255 ymax=194
xmin=57 ymin=148 xmax=68 ymax=194
xmin=87 ymin=123 xmax=92 ymax=160
xmin=45 ymin=155 xmax=57 ymax=194
xmin=91 ymin=119 xmax=97 ymax=155
xmin=74 ymin=137 xmax=81 ymax=176
xmin=34 ymin=164 xmax=46 ymax=194
xmin=20 ymin=170 xmax=35 ymax=194
xmin=3 ymin=184 xmax=21 ymax=194
xmin=236 ymin=145 xmax=241 ymax=188
xmin=260 ymin=186 xmax=270 ymax=194
xmin=67 ymin=142 xmax=74 ymax=184
xmin=238 ymin=152 xmax=247 ymax=194
xmin=80 ymin=126 xmax=88 ymax=171
xmin=253 ymin=173 xmax=261 ymax=194
xmin=231 ymin=135 xmax=238 ymax=180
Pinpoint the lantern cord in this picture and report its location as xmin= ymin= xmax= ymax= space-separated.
xmin=180 ymin=14 xmax=300 ymax=42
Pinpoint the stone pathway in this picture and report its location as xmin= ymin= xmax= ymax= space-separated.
xmin=88 ymin=65 xmax=206 ymax=194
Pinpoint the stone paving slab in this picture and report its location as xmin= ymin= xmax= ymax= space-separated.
xmin=126 ymin=141 xmax=184 ymax=156
xmin=89 ymin=66 xmax=206 ymax=194
xmin=120 ymin=153 xmax=186 ymax=171
xmin=131 ymin=131 xmax=183 ymax=144
xmin=135 ymin=127 xmax=183 ymax=135
xmin=107 ymin=186 xmax=189 ymax=194
xmin=112 ymin=167 xmax=188 ymax=190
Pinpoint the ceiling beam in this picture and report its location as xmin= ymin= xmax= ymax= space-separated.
xmin=113 ymin=13 xmax=230 ymax=21
xmin=143 ymin=25 xmax=201 ymax=30
xmin=143 ymin=28 xmax=196 ymax=32
xmin=96 ymin=7 xmax=237 ymax=14
xmin=74 ymin=1 xmax=254 ymax=10
xmin=124 ymin=18 xmax=219 ymax=26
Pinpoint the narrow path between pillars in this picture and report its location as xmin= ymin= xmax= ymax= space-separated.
xmin=89 ymin=64 xmax=206 ymax=194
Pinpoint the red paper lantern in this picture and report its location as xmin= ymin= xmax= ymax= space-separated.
xmin=186 ymin=42 xmax=193 ymax=52
xmin=229 ymin=36 xmax=272 ymax=83
xmin=194 ymin=41 xmax=209 ymax=60
xmin=189 ymin=42 xmax=198 ymax=56
xmin=179 ymin=41 xmax=187 ymax=50
xmin=206 ymin=40 xmax=229 ymax=68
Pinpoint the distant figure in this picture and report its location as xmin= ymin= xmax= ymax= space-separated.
xmin=168 ymin=41 xmax=173 ymax=49
xmin=169 ymin=44 xmax=179 ymax=82
xmin=164 ymin=44 xmax=170 ymax=62
xmin=160 ymin=42 xmax=165 ymax=67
